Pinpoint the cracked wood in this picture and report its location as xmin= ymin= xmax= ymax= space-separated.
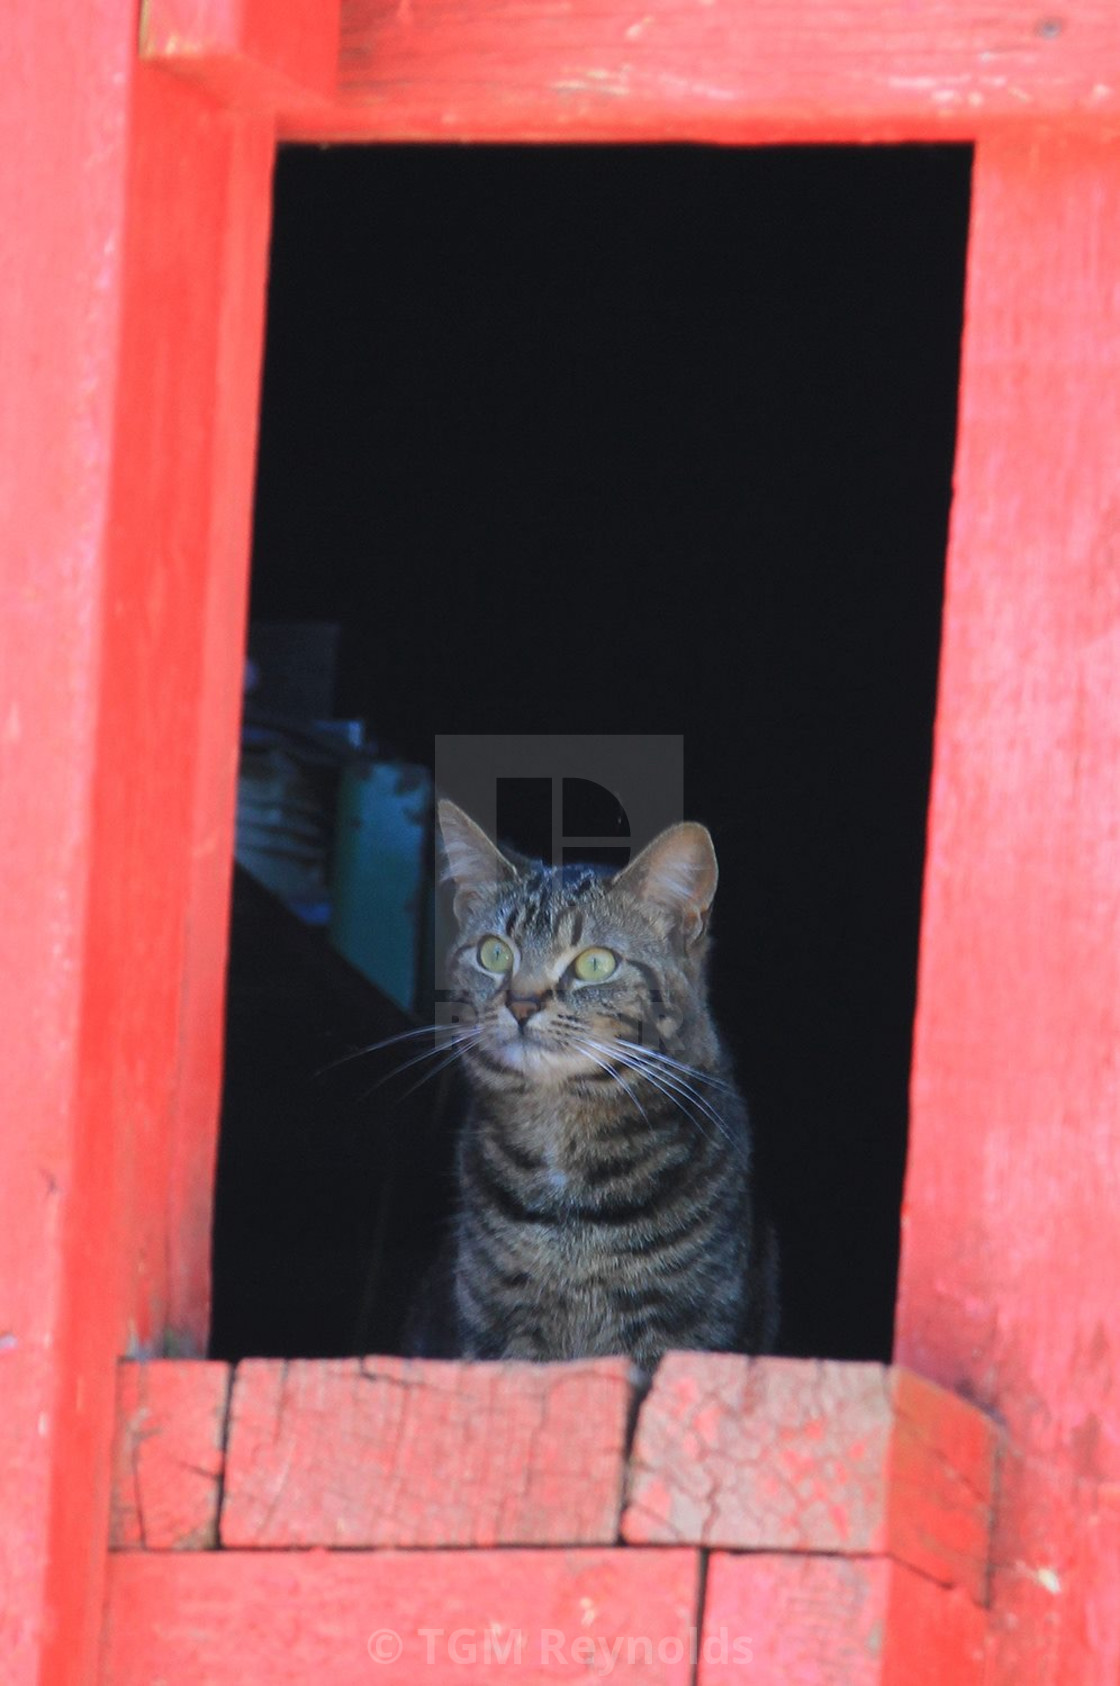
xmin=110 ymin=1362 xmax=230 ymax=1551
xmin=220 ymin=1355 xmax=635 ymax=1547
xmin=622 ymin=1354 xmax=998 ymax=1606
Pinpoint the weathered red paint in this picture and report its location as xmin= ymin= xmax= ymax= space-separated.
xmin=4 ymin=1 xmax=1120 ymax=1683
xmin=1 ymin=27 xmax=276 ymax=1686
xmin=101 ymin=1548 xmax=703 ymax=1685
xmin=220 ymin=1356 xmax=634 ymax=1547
xmin=287 ymin=0 xmax=1120 ymax=145
xmin=143 ymin=0 xmax=342 ymax=109
xmin=110 ymin=1362 xmax=230 ymax=1550
xmin=895 ymin=130 xmax=1120 ymax=1684
xmin=700 ymin=1552 xmax=987 ymax=1686
xmin=107 ymin=1353 xmax=997 ymax=1681
xmin=1 ymin=9 xmax=136 ymax=1682
xmin=90 ymin=68 xmax=274 ymax=1361
xmin=114 ymin=1356 xmax=995 ymax=1563
xmin=622 ymin=1355 xmax=997 ymax=1607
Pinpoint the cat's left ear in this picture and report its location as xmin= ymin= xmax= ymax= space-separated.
xmin=614 ymin=823 xmax=718 ymax=944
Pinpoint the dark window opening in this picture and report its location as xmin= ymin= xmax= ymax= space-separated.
xmin=211 ymin=144 xmax=971 ymax=1367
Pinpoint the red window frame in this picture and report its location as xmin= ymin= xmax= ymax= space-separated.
xmin=4 ymin=4 xmax=1120 ymax=1680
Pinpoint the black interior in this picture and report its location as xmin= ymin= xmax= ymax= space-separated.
xmin=210 ymin=143 xmax=971 ymax=1365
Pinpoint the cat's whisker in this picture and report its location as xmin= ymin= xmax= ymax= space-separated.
xmin=624 ymin=1043 xmax=738 ymax=1095
xmin=574 ymin=1033 xmax=713 ymax=1136
xmin=566 ymin=1039 xmax=651 ymax=1125
xmin=316 ymin=1019 xmax=474 ymax=1078
xmin=360 ymin=1027 xmax=481 ymax=1099
xmin=624 ymin=1055 xmax=730 ymax=1130
xmin=622 ymin=1065 xmax=723 ymax=1148
xmin=391 ymin=1032 xmax=482 ymax=1105
xmin=628 ymin=1061 xmax=733 ymax=1146
xmin=580 ymin=1035 xmax=732 ymax=1146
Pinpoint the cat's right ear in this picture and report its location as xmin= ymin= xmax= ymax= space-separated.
xmin=437 ymin=800 xmax=519 ymax=923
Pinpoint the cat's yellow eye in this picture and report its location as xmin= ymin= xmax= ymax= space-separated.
xmin=573 ymin=947 xmax=618 ymax=983
xmin=477 ymin=936 xmax=514 ymax=974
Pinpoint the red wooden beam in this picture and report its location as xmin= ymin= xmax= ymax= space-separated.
xmin=1 ymin=33 xmax=275 ymax=1686
xmin=281 ymin=0 xmax=1120 ymax=144
xmin=101 ymin=1549 xmax=703 ymax=1685
xmin=85 ymin=67 xmax=273 ymax=1360
xmin=896 ymin=130 xmax=1120 ymax=1684
xmin=0 ymin=11 xmax=138 ymax=1683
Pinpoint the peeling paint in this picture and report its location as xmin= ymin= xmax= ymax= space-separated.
xmin=552 ymin=77 xmax=630 ymax=99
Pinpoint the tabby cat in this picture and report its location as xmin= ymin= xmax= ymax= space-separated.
xmin=407 ymin=799 xmax=778 ymax=1370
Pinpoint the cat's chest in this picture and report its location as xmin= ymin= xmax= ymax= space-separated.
xmin=473 ymin=1114 xmax=630 ymax=1225
xmin=482 ymin=1096 xmax=611 ymax=1179
xmin=515 ymin=1144 xmax=602 ymax=1213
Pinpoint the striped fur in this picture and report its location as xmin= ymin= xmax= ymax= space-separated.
xmin=421 ymin=801 xmax=778 ymax=1371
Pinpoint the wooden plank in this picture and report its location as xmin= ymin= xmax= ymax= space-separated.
xmin=0 ymin=30 xmax=273 ymax=1684
xmin=0 ymin=8 xmax=138 ymax=1683
xmin=93 ymin=67 xmax=274 ymax=1357
xmin=100 ymin=1548 xmax=702 ymax=1684
xmin=699 ymin=1552 xmax=986 ymax=1686
xmin=622 ymin=1356 xmax=995 ymax=1605
xmin=284 ymin=0 xmax=1120 ymax=144
xmin=895 ymin=132 xmax=1120 ymax=1684
xmin=143 ymin=0 xmax=342 ymax=110
xmin=158 ymin=84 xmax=276 ymax=1345
xmin=110 ymin=1362 xmax=230 ymax=1550
xmin=221 ymin=1356 xmax=634 ymax=1547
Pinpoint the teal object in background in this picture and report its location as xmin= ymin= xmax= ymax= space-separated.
xmin=330 ymin=759 xmax=431 ymax=1014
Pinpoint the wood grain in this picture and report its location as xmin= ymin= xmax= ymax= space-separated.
xmin=221 ymin=1356 xmax=634 ymax=1547
xmin=622 ymin=1355 xmax=996 ymax=1606
xmin=101 ymin=1548 xmax=702 ymax=1685
xmin=110 ymin=1362 xmax=230 ymax=1550
xmin=282 ymin=0 xmax=1120 ymax=143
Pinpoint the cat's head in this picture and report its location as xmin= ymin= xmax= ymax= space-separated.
xmin=438 ymin=799 xmax=718 ymax=1083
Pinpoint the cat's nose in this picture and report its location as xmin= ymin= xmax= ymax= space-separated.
xmin=506 ymin=992 xmax=545 ymax=1026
